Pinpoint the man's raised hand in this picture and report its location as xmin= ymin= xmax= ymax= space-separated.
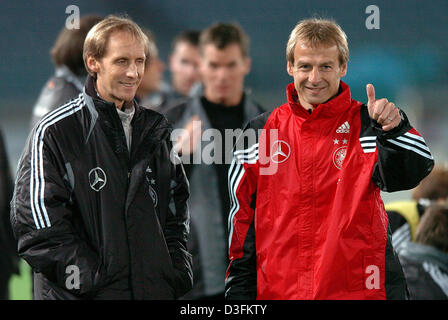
xmin=366 ymin=83 xmax=401 ymax=131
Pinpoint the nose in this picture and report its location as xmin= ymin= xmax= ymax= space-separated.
xmin=216 ymin=67 xmax=229 ymax=82
xmin=187 ymin=62 xmax=199 ymax=76
xmin=308 ymin=67 xmax=321 ymax=84
xmin=126 ymin=63 xmax=139 ymax=78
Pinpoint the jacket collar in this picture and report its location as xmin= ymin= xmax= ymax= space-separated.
xmin=84 ymin=75 xmax=143 ymax=122
xmin=287 ymin=80 xmax=352 ymax=119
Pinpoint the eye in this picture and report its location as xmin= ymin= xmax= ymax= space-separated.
xmin=322 ymin=65 xmax=332 ymax=70
xmin=180 ymin=59 xmax=190 ymax=65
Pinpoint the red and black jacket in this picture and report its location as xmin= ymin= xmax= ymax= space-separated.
xmin=225 ymin=81 xmax=434 ymax=299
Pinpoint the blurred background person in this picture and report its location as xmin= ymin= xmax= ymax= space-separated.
xmin=398 ymin=203 xmax=448 ymax=299
xmin=164 ymin=22 xmax=264 ymax=299
xmin=168 ymin=30 xmax=201 ymax=99
xmin=29 ymin=15 xmax=103 ymax=129
xmin=135 ymin=29 xmax=166 ymax=110
xmin=138 ymin=30 xmax=201 ymax=112
xmin=0 ymin=128 xmax=18 ymax=299
xmin=387 ymin=163 xmax=448 ymax=252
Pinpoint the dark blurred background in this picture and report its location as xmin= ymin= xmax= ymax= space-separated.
xmin=1 ymin=0 xmax=447 ymax=199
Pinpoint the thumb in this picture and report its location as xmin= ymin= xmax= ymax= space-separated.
xmin=366 ymin=83 xmax=375 ymax=106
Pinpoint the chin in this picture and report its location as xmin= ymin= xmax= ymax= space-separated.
xmin=122 ymin=90 xmax=138 ymax=100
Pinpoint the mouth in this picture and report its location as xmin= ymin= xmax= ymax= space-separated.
xmin=216 ymin=85 xmax=230 ymax=91
xmin=119 ymin=81 xmax=138 ymax=88
xmin=305 ymin=86 xmax=326 ymax=94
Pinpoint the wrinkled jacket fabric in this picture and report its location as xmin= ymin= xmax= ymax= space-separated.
xmin=226 ymin=81 xmax=434 ymax=300
xmin=11 ymin=76 xmax=192 ymax=300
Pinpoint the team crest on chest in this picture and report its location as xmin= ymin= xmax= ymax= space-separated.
xmin=332 ymin=146 xmax=347 ymax=170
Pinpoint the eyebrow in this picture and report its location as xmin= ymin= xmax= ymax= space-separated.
xmin=296 ymin=60 xmax=335 ymax=66
xmin=113 ymin=56 xmax=145 ymax=61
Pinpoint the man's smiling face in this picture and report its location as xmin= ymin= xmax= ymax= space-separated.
xmin=88 ymin=31 xmax=146 ymax=108
xmin=287 ymin=41 xmax=347 ymax=110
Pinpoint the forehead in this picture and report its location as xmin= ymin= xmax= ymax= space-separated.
xmin=174 ymin=41 xmax=199 ymax=54
xmin=293 ymin=41 xmax=340 ymax=64
xmin=202 ymin=43 xmax=244 ymax=61
xmin=104 ymin=31 xmax=146 ymax=58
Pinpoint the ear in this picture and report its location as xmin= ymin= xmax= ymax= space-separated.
xmin=287 ymin=61 xmax=294 ymax=77
xmin=87 ymin=55 xmax=100 ymax=74
xmin=244 ymin=57 xmax=251 ymax=75
xmin=339 ymin=62 xmax=347 ymax=78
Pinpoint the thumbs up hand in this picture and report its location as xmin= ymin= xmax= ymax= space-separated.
xmin=366 ymin=84 xmax=401 ymax=131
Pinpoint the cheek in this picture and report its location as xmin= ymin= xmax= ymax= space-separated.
xmin=139 ymin=65 xmax=145 ymax=74
xmin=294 ymin=74 xmax=307 ymax=87
xmin=205 ymin=71 xmax=217 ymax=82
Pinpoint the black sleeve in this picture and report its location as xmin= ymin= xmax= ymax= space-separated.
xmin=225 ymin=218 xmax=257 ymax=300
xmin=163 ymin=139 xmax=193 ymax=298
xmin=360 ymin=106 xmax=434 ymax=192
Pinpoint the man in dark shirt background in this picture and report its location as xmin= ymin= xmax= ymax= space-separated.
xmin=164 ymin=22 xmax=263 ymax=299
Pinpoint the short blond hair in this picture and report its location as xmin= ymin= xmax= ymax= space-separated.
xmin=83 ymin=15 xmax=150 ymax=77
xmin=286 ymin=18 xmax=349 ymax=66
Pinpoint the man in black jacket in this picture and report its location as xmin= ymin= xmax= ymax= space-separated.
xmin=11 ymin=15 xmax=192 ymax=300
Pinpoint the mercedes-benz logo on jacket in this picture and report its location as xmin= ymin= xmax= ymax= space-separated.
xmin=271 ymin=140 xmax=291 ymax=163
xmin=89 ymin=167 xmax=107 ymax=191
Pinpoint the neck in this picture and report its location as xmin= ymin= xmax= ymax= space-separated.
xmin=204 ymin=89 xmax=243 ymax=107
xmin=172 ymin=81 xmax=188 ymax=96
xmin=299 ymin=99 xmax=317 ymax=111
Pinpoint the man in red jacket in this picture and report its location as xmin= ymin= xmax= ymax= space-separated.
xmin=225 ymin=18 xmax=434 ymax=299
